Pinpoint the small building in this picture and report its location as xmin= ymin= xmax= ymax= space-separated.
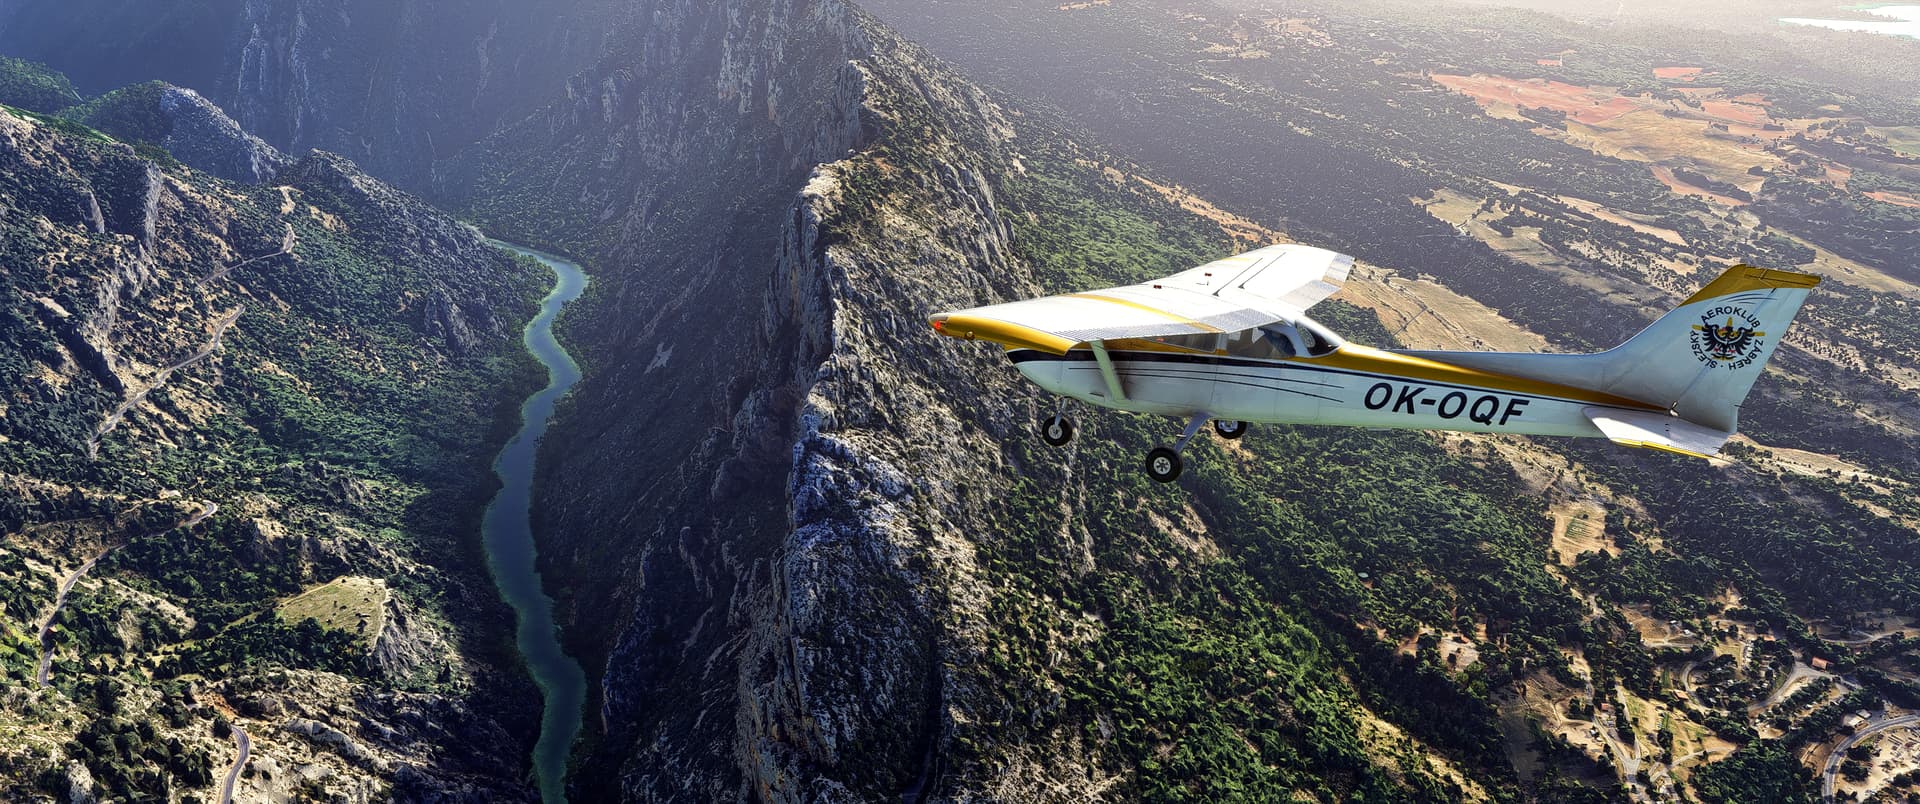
xmin=1810 ymin=657 xmax=1831 ymax=671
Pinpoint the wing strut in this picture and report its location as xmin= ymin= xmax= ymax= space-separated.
xmin=1089 ymin=339 xmax=1128 ymax=402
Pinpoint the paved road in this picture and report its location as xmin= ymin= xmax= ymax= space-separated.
xmin=203 ymin=223 xmax=295 ymax=284
xmin=33 ymin=501 xmax=215 ymax=686
xmin=219 ymin=724 xmax=251 ymax=804
xmin=89 ymin=308 xmax=243 ymax=457
xmin=1603 ymin=724 xmax=1642 ymax=793
xmin=1753 ymin=661 xmax=1834 ymax=717
xmin=1824 ymin=714 xmax=1920 ymax=802
xmin=1560 ymin=715 xmax=1644 ymax=795
xmin=34 ymin=549 xmax=111 ymax=686
xmin=181 ymin=502 xmax=219 ymax=529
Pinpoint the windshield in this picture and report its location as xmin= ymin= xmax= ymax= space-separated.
xmin=1295 ymin=318 xmax=1341 ymax=356
xmin=1223 ymin=318 xmax=1342 ymax=359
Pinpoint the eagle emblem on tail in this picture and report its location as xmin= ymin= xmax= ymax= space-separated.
xmin=1692 ymin=314 xmax=1764 ymax=363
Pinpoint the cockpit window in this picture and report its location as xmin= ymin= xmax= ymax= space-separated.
xmin=1148 ymin=333 xmax=1220 ymax=352
xmin=1224 ymin=326 xmax=1296 ymax=360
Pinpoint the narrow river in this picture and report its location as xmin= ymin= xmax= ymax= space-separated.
xmin=484 ymin=242 xmax=589 ymax=804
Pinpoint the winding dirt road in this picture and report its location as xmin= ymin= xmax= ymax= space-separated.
xmin=88 ymin=308 xmax=243 ymax=458
xmin=181 ymin=502 xmax=219 ymax=529
xmin=202 ymin=222 xmax=295 ymax=284
xmin=34 ymin=549 xmax=111 ymax=686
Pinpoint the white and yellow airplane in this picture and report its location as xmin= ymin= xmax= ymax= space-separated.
xmin=930 ymin=243 xmax=1819 ymax=482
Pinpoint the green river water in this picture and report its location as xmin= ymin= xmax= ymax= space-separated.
xmin=484 ymin=242 xmax=589 ymax=803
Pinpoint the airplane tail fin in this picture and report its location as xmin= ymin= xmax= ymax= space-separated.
xmin=1403 ymin=264 xmax=1819 ymax=438
xmin=1589 ymin=265 xmax=1818 ymax=432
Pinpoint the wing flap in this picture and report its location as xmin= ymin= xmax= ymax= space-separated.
xmin=1223 ymin=243 xmax=1354 ymax=310
xmin=1161 ymin=243 xmax=1355 ymax=311
xmin=1583 ymin=407 xmax=1731 ymax=459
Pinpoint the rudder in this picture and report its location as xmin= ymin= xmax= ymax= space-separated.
xmin=1603 ymin=265 xmax=1818 ymax=431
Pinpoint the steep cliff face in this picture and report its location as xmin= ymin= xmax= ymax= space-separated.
xmin=447 ymin=1 xmax=1495 ymax=799
xmin=0 ymin=108 xmax=548 ymax=801
xmin=731 ymin=92 xmax=1035 ymax=800
xmin=0 ymin=0 xmax=622 ymax=188
xmin=16 ymin=2 xmax=1920 ymax=800
xmin=437 ymin=2 xmax=881 ymax=796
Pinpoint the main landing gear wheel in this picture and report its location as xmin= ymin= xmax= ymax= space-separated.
xmin=1145 ymin=447 xmax=1183 ymax=483
xmin=1039 ymin=414 xmax=1076 ymax=446
xmin=1212 ymin=419 xmax=1248 ymax=440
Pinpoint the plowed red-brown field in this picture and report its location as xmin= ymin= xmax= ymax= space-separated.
xmin=1430 ymin=74 xmax=1638 ymax=124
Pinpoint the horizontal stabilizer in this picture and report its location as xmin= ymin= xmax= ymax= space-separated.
xmin=1583 ymin=407 xmax=1731 ymax=460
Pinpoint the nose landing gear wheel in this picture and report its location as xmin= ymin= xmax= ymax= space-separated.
xmin=1145 ymin=447 xmax=1183 ymax=483
xmin=1039 ymin=414 xmax=1076 ymax=446
xmin=1212 ymin=419 xmax=1248 ymax=440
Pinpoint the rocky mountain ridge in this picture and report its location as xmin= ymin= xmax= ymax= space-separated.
xmin=65 ymin=82 xmax=292 ymax=183
xmin=10 ymin=0 xmax=1920 ymax=800
xmin=0 ymin=0 xmax=627 ymax=189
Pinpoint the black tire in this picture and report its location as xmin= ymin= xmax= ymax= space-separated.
xmin=1145 ymin=447 xmax=1182 ymax=483
xmin=1212 ymin=419 xmax=1248 ymax=440
xmin=1039 ymin=414 xmax=1076 ymax=447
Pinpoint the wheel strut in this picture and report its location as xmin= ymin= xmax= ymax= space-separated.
xmin=1038 ymin=397 xmax=1076 ymax=447
xmin=1146 ymin=413 xmax=1210 ymax=483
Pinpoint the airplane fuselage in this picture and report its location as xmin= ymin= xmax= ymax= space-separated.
xmin=933 ymin=245 xmax=1819 ymax=479
xmin=1009 ymin=340 xmax=1663 ymax=441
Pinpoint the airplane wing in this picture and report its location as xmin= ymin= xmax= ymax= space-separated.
xmin=931 ymin=243 xmax=1354 ymax=354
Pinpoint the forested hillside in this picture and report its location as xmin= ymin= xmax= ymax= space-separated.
xmin=0 ymin=95 xmax=547 ymax=800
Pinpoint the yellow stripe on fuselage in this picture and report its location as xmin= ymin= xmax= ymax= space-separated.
xmin=1316 ymin=345 xmax=1662 ymax=410
xmin=1089 ymin=341 xmax=1665 ymax=410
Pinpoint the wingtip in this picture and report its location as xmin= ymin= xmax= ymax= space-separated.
xmin=931 ymin=312 xmax=1078 ymax=354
